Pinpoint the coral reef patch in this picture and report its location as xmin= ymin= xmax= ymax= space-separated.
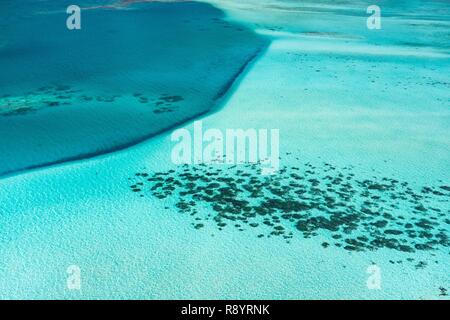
xmin=129 ymin=160 xmax=450 ymax=262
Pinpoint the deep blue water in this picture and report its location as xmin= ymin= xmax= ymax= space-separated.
xmin=0 ymin=0 xmax=267 ymax=176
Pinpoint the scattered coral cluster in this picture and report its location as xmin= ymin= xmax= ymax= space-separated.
xmin=0 ymin=85 xmax=76 ymax=117
xmin=0 ymin=85 xmax=184 ymax=117
xmin=130 ymin=160 xmax=450 ymax=264
xmin=132 ymin=93 xmax=184 ymax=114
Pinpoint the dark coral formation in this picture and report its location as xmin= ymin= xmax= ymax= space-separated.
xmin=0 ymin=85 xmax=77 ymax=117
xmin=129 ymin=161 xmax=450 ymax=258
xmin=0 ymin=85 xmax=110 ymax=117
xmin=0 ymin=85 xmax=185 ymax=117
xmin=132 ymin=92 xmax=184 ymax=114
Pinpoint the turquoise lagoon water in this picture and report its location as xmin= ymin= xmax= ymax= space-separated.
xmin=0 ymin=0 xmax=449 ymax=299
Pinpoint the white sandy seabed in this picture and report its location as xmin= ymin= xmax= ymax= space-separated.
xmin=0 ymin=0 xmax=449 ymax=299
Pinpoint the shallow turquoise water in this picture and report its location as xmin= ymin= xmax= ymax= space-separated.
xmin=0 ymin=0 xmax=449 ymax=299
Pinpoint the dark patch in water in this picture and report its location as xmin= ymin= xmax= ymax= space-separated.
xmin=0 ymin=85 xmax=76 ymax=117
xmin=0 ymin=85 xmax=124 ymax=116
xmin=0 ymin=85 xmax=188 ymax=117
xmin=130 ymin=161 xmax=450 ymax=264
